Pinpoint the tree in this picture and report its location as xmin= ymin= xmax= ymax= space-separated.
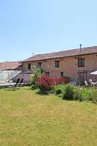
xmin=30 ymin=66 xmax=44 ymax=89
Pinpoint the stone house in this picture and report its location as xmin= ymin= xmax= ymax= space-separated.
xmin=20 ymin=46 xmax=97 ymax=85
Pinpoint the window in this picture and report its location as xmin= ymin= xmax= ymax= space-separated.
xmin=55 ymin=61 xmax=60 ymax=68
xmin=61 ymin=72 xmax=64 ymax=77
xmin=38 ymin=62 xmax=42 ymax=67
xmin=46 ymin=72 xmax=49 ymax=76
xmin=78 ymin=59 xmax=85 ymax=67
xmin=28 ymin=63 xmax=31 ymax=70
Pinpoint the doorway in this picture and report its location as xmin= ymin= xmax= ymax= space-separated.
xmin=78 ymin=72 xmax=87 ymax=85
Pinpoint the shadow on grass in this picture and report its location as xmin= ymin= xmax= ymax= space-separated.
xmin=24 ymin=84 xmax=38 ymax=90
xmin=36 ymin=90 xmax=52 ymax=96
xmin=57 ymin=93 xmax=63 ymax=98
xmin=3 ymin=87 xmax=19 ymax=91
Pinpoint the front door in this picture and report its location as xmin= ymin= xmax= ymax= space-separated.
xmin=78 ymin=73 xmax=87 ymax=85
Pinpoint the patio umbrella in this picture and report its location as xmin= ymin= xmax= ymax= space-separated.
xmin=91 ymin=71 xmax=97 ymax=75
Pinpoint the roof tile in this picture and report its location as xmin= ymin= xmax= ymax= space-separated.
xmin=0 ymin=62 xmax=21 ymax=70
xmin=21 ymin=46 xmax=97 ymax=62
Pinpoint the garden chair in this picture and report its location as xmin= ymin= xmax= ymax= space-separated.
xmin=84 ymin=81 xmax=89 ymax=87
xmin=14 ymin=78 xmax=20 ymax=87
xmin=18 ymin=78 xmax=23 ymax=87
xmin=7 ymin=78 xmax=20 ymax=90
xmin=88 ymin=79 xmax=97 ymax=87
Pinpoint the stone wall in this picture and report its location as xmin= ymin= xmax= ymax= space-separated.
xmin=21 ymin=54 xmax=97 ymax=84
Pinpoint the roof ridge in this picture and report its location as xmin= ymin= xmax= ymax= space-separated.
xmin=21 ymin=46 xmax=97 ymax=62
xmin=30 ymin=46 xmax=97 ymax=56
xmin=0 ymin=61 xmax=19 ymax=63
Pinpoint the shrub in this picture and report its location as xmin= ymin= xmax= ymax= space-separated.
xmin=63 ymin=84 xmax=74 ymax=100
xmin=53 ymin=84 xmax=67 ymax=92
xmin=63 ymin=84 xmax=83 ymax=101
xmin=31 ymin=84 xmax=38 ymax=90
xmin=88 ymin=89 xmax=97 ymax=103
xmin=30 ymin=66 xmax=44 ymax=89
xmin=81 ymin=87 xmax=94 ymax=100
xmin=56 ymin=88 xmax=62 ymax=95
xmin=73 ymin=87 xmax=83 ymax=101
xmin=37 ymin=75 xmax=56 ymax=93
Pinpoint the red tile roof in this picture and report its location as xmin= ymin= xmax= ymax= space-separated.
xmin=0 ymin=62 xmax=21 ymax=70
xmin=21 ymin=46 xmax=97 ymax=62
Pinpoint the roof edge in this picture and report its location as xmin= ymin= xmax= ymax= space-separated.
xmin=20 ymin=52 xmax=97 ymax=63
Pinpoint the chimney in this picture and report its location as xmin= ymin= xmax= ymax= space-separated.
xmin=80 ymin=44 xmax=82 ymax=50
xmin=32 ymin=53 xmax=34 ymax=56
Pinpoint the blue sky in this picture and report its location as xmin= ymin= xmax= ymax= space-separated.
xmin=0 ymin=0 xmax=97 ymax=61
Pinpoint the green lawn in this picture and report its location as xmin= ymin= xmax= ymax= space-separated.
xmin=0 ymin=87 xmax=97 ymax=146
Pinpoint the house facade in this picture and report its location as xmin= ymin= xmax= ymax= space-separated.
xmin=21 ymin=46 xmax=97 ymax=85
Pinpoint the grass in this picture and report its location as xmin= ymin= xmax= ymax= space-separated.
xmin=0 ymin=87 xmax=97 ymax=146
